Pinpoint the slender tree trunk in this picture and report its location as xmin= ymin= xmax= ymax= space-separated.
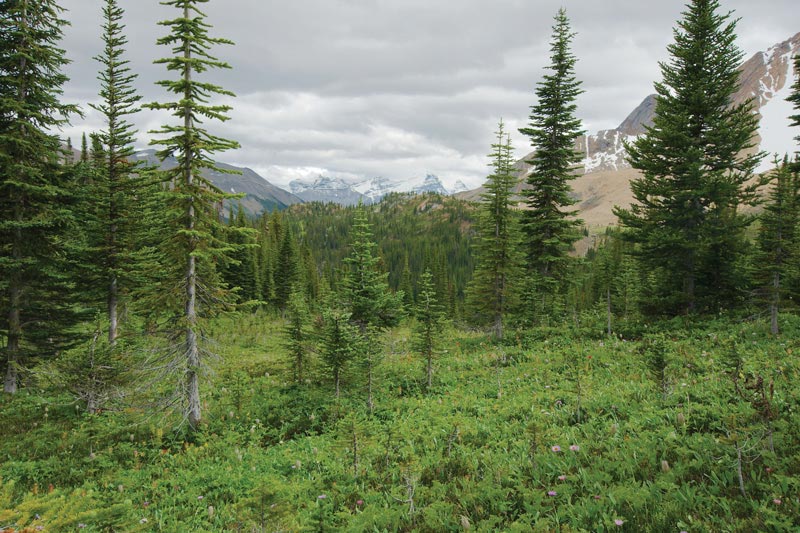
xmin=334 ymin=368 xmax=340 ymax=399
xmin=108 ymin=142 xmax=119 ymax=345
xmin=735 ymin=440 xmax=747 ymax=498
xmin=183 ymin=7 xmax=201 ymax=430
xmin=606 ymin=287 xmax=612 ymax=336
xmin=770 ymin=271 xmax=780 ymax=336
xmin=4 ymin=285 xmax=21 ymax=394
xmin=426 ymin=348 xmax=433 ymax=391
xmin=367 ymin=356 xmax=374 ymax=414
xmin=5 ymin=208 xmax=23 ymax=394
xmin=109 ymin=275 xmax=118 ymax=345
xmin=5 ymin=19 xmax=28 ymax=395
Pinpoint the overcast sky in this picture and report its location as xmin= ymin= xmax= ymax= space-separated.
xmin=58 ymin=0 xmax=799 ymax=189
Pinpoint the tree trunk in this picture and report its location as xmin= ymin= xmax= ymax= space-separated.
xmin=770 ymin=271 xmax=780 ymax=336
xmin=183 ymin=7 xmax=201 ymax=430
xmin=334 ymin=368 xmax=340 ymax=399
xmin=735 ymin=440 xmax=747 ymax=498
xmin=5 ymin=13 xmax=28 ymax=396
xmin=5 ymin=210 xmax=23 ymax=394
xmin=606 ymin=287 xmax=612 ymax=336
xmin=109 ymin=275 xmax=118 ymax=345
xmin=367 ymin=356 xmax=374 ymax=414
xmin=426 ymin=349 xmax=433 ymax=391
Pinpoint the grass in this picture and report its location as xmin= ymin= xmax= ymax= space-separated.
xmin=1 ymin=312 xmax=800 ymax=531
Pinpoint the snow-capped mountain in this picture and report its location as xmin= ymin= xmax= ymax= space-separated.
xmin=571 ymin=31 xmax=800 ymax=175
xmin=289 ymin=173 xmax=462 ymax=205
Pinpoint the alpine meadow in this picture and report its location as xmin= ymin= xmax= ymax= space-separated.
xmin=4 ymin=0 xmax=800 ymax=531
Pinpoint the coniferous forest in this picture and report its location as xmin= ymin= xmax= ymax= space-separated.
xmin=2 ymin=0 xmax=800 ymax=531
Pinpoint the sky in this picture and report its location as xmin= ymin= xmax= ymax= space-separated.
xmin=58 ymin=0 xmax=799 ymax=190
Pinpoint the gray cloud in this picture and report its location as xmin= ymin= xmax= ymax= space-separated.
xmin=58 ymin=0 xmax=799 ymax=189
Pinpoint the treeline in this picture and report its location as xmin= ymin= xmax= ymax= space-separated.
xmin=221 ymin=193 xmax=476 ymax=315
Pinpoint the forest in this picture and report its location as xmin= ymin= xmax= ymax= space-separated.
xmin=1 ymin=0 xmax=800 ymax=531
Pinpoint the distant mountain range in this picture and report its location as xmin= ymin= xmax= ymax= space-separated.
xmin=130 ymin=149 xmax=303 ymax=215
xmin=289 ymin=174 xmax=468 ymax=205
xmin=459 ymin=32 xmax=800 ymax=227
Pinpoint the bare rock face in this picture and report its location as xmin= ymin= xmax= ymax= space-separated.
xmin=616 ymin=94 xmax=657 ymax=136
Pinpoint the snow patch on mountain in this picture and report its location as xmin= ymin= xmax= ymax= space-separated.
xmin=757 ymin=67 xmax=796 ymax=173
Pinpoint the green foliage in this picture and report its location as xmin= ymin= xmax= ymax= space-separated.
xmin=0 ymin=0 xmax=85 ymax=393
xmin=283 ymin=290 xmax=310 ymax=384
xmin=75 ymin=0 xmax=166 ymax=346
xmin=413 ymin=269 xmax=444 ymax=390
xmin=615 ymin=0 xmax=764 ymax=315
xmin=143 ymin=0 xmax=249 ymax=430
xmin=3 ymin=315 xmax=800 ymax=531
xmin=753 ymin=159 xmax=800 ymax=334
xmin=341 ymin=205 xmax=404 ymax=331
xmin=519 ymin=8 xmax=584 ymax=305
xmin=283 ymin=194 xmax=476 ymax=315
xmin=467 ymin=120 xmax=522 ymax=339
xmin=320 ymin=307 xmax=359 ymax=399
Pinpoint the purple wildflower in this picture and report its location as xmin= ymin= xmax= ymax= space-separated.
xmin=551 ymin=445 xmax=561 ymax=452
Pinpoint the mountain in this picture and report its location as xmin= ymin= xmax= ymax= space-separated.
xmin=289 ymin=175 xmax=365 ymax=205
xmin=130 ymin=149 xmax=302 ymax=215
xmin=459 ymin=32 xmax=800 ymax=227
xmin=290 ymin=173 xmax=460 ymax=205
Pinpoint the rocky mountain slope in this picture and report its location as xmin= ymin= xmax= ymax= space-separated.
xmin=460 ymin=32 xmax=800 ymax=227
xmin=131 ymin=149 xmax=302 ymax=215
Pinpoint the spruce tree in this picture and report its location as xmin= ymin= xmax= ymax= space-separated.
xmin=82 ymin=0 xmax=153 ymax=344
xmin=274 ymin=226 xmax=299 ymax=310
xmin=144 ymin=0 xmax=242 ymax=429
xmin=284 ymin=289 xmax=310 ymax=384
xmin=413 ymin=269 xmax=443 ymax=391
xmin=754 ymin=159 xmax=800 ymax=335
xmin=519 ymin=8 xmax=584 ymax=306
xmin=0 ymin=0 xmax=82 ymax=393
xmin=468 ymin=120 xmax=520 ymax=339
xmin=341 ymin=205 xmax=403 ymax=411
xmin=614 ymin=0 xmax=762 ymax=314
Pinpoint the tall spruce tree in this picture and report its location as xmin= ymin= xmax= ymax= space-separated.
xmin=0 ymin=0 xmax=82 ymax=393
xmin=614 ymin=0 xmax=763 ymax=314
xmin=341 ymin=205 xmax=403 ymax=411
xmin=468 ymin=120 xmax=520 ymax=339
xmin=754 ymin=159 xmax=800 ymax=335
xmin=82 ymin=0 xmax=149 ymax=344
xmin=519 ymin=8 xmax=584 ymax=308
xmin=144 ymin=0 xmax=241 ymax=430
xmin=274 ymin=226 xmax=299 ymax=310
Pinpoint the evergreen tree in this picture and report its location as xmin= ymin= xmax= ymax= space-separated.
xmin=754 ymin=159 xmax=800 ymax=335
xmin=82 ymin=0 xmax=150 ymax=344
xmin=284 ymin=289 xmax=310 ymax=384
xmin=144 ymin=0 xmax=242 ymax=430
xmin=274 ymin=226 xmax=299 ymax=310
xmin=341 ymin=205 xmax=403 ymax=411
xmin=467 ymin=120 xmax=520 ymax=339
xmin=413 ymin=269 xmax=443 ymax=391
xmin=519 ymin=8 xmax=584 ymax=307
xmin=320 ymin=307 xmax=358 ymax=400
xmin=0 ymin=0 xmax=82 ymax=393
xmin=614 ymin=0 xmax=763 ymax=314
